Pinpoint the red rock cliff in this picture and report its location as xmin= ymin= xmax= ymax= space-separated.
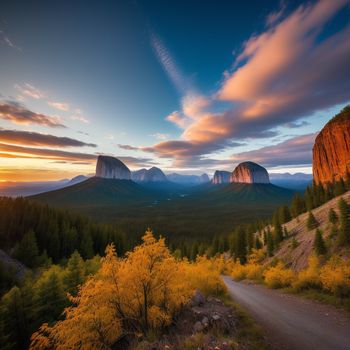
xmin=313 ymin=106 xmax=350 ymax=185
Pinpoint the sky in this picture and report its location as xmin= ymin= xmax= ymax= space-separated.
xmin=0 ymin=0 xmax=350 ymax=181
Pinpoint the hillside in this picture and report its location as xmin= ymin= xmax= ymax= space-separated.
xmin=265 ymin=190 xmax=350 ymax=270
xmin=31 ymin=180 xmax=294 ymax=242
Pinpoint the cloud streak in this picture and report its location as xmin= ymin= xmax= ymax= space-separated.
xmin=0 ymin=101 xmax=66 ymax=128
xmin=0 ymin=129 xmax=96 ymax=148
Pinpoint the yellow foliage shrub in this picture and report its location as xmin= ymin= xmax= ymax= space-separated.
xmin=184 ymin=255 xmax=227 ymax=296
xmin=231 ymin=262 xmax=247 ymax=281
xmin=292 ymin=255 xmax=321 ymax=291
xmin=245 ymin=263 xmax=264 ymax=281
xmin=320 ymin=256 xmax=350 ymax=297
xmin=263 ymin=262 xmax=295 ymax=289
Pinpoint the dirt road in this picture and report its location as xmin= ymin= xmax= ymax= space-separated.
xmin=222 ymin=276 xmax=350 ymax=350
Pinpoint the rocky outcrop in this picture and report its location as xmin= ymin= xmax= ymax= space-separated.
xmin=230 ymin=161 xmax=270 ymax=184
xmin=95 ymin=155 xmax=131 ymax=179
xmin=212 ymin=171 xmax=231 ymax=184
xmin=132 ymin=167 xmax=167 ymax=182
xmin=313 ymin=106 xmax=350 ymax=185
xmin=199 ymin=173 xmax=210 ymax=183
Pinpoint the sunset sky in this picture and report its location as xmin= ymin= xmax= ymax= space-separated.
xmin=0 ymin=0 xmax=350 ymax=181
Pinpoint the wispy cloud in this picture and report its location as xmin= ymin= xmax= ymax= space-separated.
xmin=0 ymin=128 xmax=96 ymax=148
xmin=150 ymin=132 xmax=169 ymax=140
xmin=70 ymin=108 xmax=89 ymax=123
xmin=0 ymin=101 xmax=66 ymax=128
xmin=150 ymin=31 xmax=191 ymax=95
xmin=14 ymin=83 xmax=45 ymax=100
xmin=48 ymin=101 xmax=70 ymax=112
xmin=0 ymin=30 xmax=21 ymax=51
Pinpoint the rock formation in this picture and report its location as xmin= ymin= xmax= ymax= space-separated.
xmin=95 ymin=155 xmax=131 ymax=180
xmin=230 ymin=161 xmax=270 ymax=184
xmin=212 ymin=170 xmax=231 ymax=184
xmin=131 ymin=167 xmax=167 ymax=182
xmin=313 ymin=106 xmax=350 ymax=185
xmin=199 ymin=173 xmax=210 ymax=183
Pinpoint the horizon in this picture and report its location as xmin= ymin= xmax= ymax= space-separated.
xmin=1 ymin=0 xmax=350 ymax=181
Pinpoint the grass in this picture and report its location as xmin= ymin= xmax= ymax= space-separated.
xmin=284 ymin=287 xmax=350 ymax=312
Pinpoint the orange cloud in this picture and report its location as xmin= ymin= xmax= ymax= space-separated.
xmin=0 ymin=101 xmax=66 ymax=128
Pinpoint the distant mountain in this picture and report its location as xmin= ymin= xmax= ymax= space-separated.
xmin=167 ymin=173 xmax=210 ymax=186
xmin=132 ymin=167 xmax=168 ymax=182
xmin=269 ymin=173 xmax=312 ymax=191
xmin=0 ymin=175 xmax=89 ymax=197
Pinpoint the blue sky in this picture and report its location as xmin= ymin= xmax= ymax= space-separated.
xmin=0 ymin=0 xmax=349 ymax=181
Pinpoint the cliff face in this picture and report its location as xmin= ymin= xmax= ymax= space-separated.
xmin=230 ymin=162 xmax=270 ymax=184
xmin=212 ymin=171 xmax=231 ymax=184
xmin=131 ymin=167 xmax=167 ymax=182
xmin=313 ymin=106 xmax=350 ymax=185
xmin=95 ymin=156 xmax=131 ymax=180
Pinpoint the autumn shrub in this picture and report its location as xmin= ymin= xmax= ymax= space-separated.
xmin=30 ymin=230 xmax=194 ymax=349
xmin=245 ymin=263 xmax=264 ymax=281
xmin=231 ymin=262 xmax=247 ymax=281
xmin=263 ymin=262 xmax=295 ymax=289
xmin=185 ymin=255 xmax=227 ymax=296
xmin=292 ymin=255 xmax=321 ymax=291
xmin=320 ymin=256 xmax=350 ymax=297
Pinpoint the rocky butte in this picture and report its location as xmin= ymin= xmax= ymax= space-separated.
xmin=230 ymin=161 xmax=270 ymax=184
xmin=132 ymin=167 xmax=167 ymax=182
xmin=95 ymin=155 xmax=131 ymax=180
xmin=313 ymin=106 xmax=350 ymax=185
xmin=212 ymin=170 xmax=231 ymax=184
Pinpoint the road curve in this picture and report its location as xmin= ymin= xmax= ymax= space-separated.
xmin=222 ymin=276 xmax=350 ymax=350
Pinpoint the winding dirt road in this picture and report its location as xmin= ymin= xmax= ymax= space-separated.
xmin=222 ymin=276 xmax=350 ymax=350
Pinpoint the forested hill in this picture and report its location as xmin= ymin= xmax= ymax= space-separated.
xmin=0 ymin=196 xmax=126 ymax=268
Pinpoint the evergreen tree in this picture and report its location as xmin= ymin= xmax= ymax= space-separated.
xmin=33 ymin=267 xmax=67 ymax=325
xmin=338 ymin=198 xmax=350 ymax=245
xmin=0 ymin=286 xmax=28 ymax=350
xmin=14 ymin=230 xmax=39 ymax=268
xmin=255 ymin=235 xmax=262 ymax=250
xmin=235 ymin=227 xmax=247 ymax=264
xmin=305 ymin=186 xmax=314 ymax=211
xmin=334 ymin=179 xmax=346 ymax=197
xmin=328 ymin=208 xmax=338 ymax=225
xmin=64 ymin=251 xmax=85 ymax=295
xmin=279 ymin=205 xmax=291 ymax=224
xmin=80 ymin=231 xmax=94 ymax=259
xmin=267 ymin=230 xmax=274 ymax=257
xmin=307 ymin=211 xmax=318 ymax=231
xmin=314 ymin=229 xmax=327 ymax=255
xmin=290 ymin=193 xmax=305 ymax=217
xmin=273 ymin=217 xmax=283 ymax=245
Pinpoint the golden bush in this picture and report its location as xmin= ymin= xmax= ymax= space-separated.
xmin=320 ymin=256 xmax=350 ymax=297
xmin=263 ymin=262 xmax=295 ymax=289
xmin=292 ymin=255 xmax=322 ymax=291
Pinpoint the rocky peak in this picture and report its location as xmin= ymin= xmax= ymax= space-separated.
xmin=95 ymin=155 xmax=131 ymax=180
xmin=132 ymin=167 xmax=167 ymax=182
xmin=212 ymin=171 xmax=231 ymax=184
xmin=230 ymin=161 xmax=270 ymax=184
xmin=313 ymin=106 xmax=350 ymax=185
xmin=199 ymin=173 xmax=210 ymax=183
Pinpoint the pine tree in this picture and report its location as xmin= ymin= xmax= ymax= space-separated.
xmin=80 ymin=231 xmax=94 ymax=259
xmin=279 ymin=205 xmax=291 ymax=224
xmin=14 ymin=230 xmax=39 ymax=268
xmin=267 ymin=231 xmax=274 ymax=257
xmin=307 ymin=211 xmax=318 ymax=231
xmin=334 ymin=179 xmax=346 ymax=197
xmin=328 ymin=208 xmax=338 ymax=225
xmin=338 ymin=198 xmax=350 ymax=245
xmin=255 ymin=236 xmax=262 ymax=250
xmin=0 ymin=286 xmax=28 ymax=350
xmin=235 ymin=227 xmax=247 ymax=264
xmin=64 ymin=251 xmax=85 ymax=295
xmin=291 ymin=193 xmax=305 ymax=217
xmin=305 ymin=186 xmax=314 ymax=211
xmin=314 ymin=229 xmax=327 ymax=255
